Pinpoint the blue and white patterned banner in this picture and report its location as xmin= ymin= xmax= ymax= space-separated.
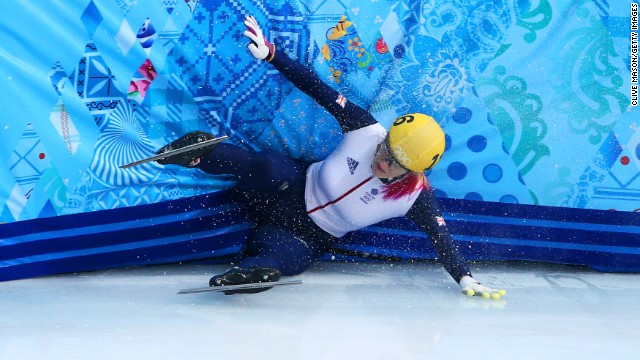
xmin=0 ymin=0 xmax=637 ymax=222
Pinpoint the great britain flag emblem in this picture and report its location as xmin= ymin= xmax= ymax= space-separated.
xmin=336 ymin=94 xmax=347 ymax=108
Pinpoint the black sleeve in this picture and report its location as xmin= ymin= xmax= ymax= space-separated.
xmin=268 ymin=50 xmax=377 ymax=133
xmin=406 ymin=189 xmax=472 ymax=283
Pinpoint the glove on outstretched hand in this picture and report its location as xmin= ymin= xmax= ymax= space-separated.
xmin=459 ymin=275 xmax=507 ymax=300
xmin=243 ymin=15 xmax=275 ymax=61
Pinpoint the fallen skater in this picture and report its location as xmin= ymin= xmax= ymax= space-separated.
xmin=156 ymin=15 xmax=506 ymax=299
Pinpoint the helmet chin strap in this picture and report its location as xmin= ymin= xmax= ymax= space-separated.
xmin=379 ymin=172 xmax=409 ymax=185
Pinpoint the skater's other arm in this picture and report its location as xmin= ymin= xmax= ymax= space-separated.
xmin=406 ymin=190 xmax=506 ymax=299
xmin=406 ymin=189 xmax=471 ymax=283
xmin=243 ymin=15 xmax=376 ymax=133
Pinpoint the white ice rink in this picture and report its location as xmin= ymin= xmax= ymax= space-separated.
xmin=1 ymin=261 xmax=638 ymax=359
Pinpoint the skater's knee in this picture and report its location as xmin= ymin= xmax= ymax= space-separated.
xmin=245 ymin=225 xmax=314 ymax=276
xmin=229 ymin=155 xmax=276 ymax=193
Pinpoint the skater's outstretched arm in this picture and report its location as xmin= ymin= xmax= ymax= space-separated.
xmin=243 ymin=15 xmax=376 ymax=133
xmin=406 ymin=190 xmax=506 ymax=299
xmin=406 ymin=189 xmax=472 ymax=283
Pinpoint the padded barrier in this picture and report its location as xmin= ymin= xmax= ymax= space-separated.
xmin=0 ymin=1 xmax=638 ymax=280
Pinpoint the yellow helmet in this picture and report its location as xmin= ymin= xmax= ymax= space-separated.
xmin=387 ymin=113 xmax=446 ymax=172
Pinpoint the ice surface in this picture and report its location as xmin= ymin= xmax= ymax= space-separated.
xmin=1 ymin=261 xmax=638 ymax=359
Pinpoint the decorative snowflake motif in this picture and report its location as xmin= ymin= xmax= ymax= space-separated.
xmin=347 ymin=37 xmax=366 ymax=58
xmin=420 ymin=49 xmax=469 ymax=111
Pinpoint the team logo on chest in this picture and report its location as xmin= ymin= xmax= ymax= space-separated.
xmin=360 ymin=188 xmax=379 ymax=204
xmin=347 ymin=157 xmax=359 ymax=175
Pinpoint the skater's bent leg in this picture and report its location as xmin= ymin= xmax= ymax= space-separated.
xmin=238 ymin=225 xmax=321 ymax=276
xmin=197 ymin=143 xmax=306 ymax=194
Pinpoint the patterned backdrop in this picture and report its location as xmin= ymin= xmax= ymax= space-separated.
xmin=0 ymin=0 xmax=637 ymax=225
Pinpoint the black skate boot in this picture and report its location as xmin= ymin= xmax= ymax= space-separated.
xmin=209 ymin=267 xmax=281 ymax=295
xmin=155 ymin=131 xmax=217 ymax=167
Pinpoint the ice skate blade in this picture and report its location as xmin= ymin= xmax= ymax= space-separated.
xmin=178 ymin=279 xmax=302 ymax=294
xmin=120 ymin=135 xmax=229 ymax=169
